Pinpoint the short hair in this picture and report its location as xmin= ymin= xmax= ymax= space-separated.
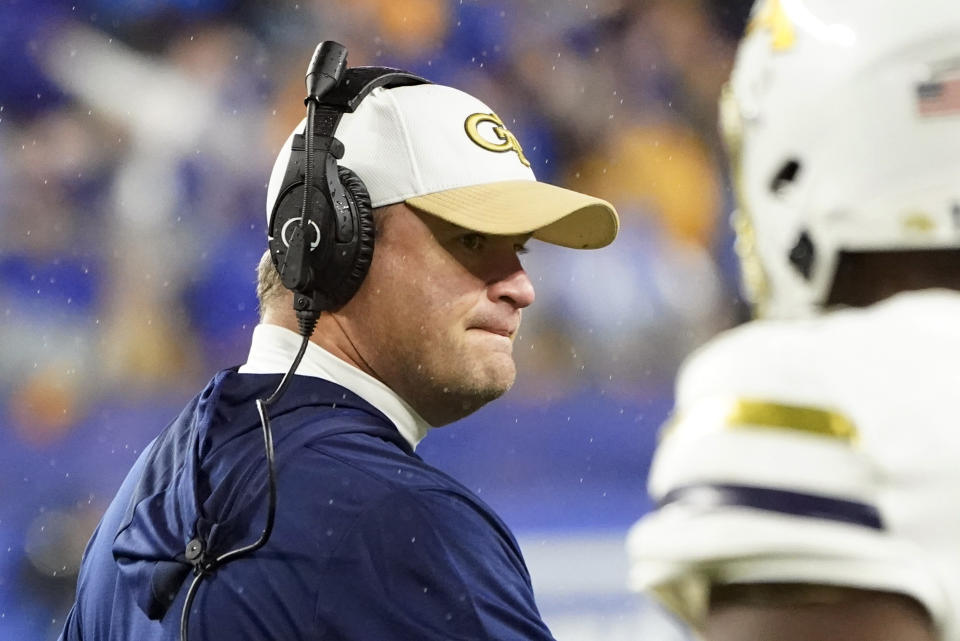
xmin=256 ymin=248 xmax=287 ymax=319
xmin=255 ymin=206 xmax=392 ymax=319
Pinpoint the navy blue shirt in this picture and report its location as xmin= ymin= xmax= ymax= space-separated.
xmin=59 ymin=370 xmax=555 ymax=640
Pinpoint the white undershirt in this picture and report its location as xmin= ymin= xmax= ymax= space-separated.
xmin=238 ymin=324 xmax=431 ymax=450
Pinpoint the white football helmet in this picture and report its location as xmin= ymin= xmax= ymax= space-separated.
xmin=724 ymin=0 xmax=960 ymax=318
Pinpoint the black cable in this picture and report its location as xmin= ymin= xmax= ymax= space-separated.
xmin=179 ymin=334 xmax=311 ymax=641
xmin=179 ymin=40 xmax=337 ymax=640
xmin=300 ymin=99 xmax=317 ymax=266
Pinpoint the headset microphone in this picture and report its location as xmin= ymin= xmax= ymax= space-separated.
xmin=306 ymin=41 xmax=347 ymax=104
xmin=280 ymin=40 xmax=347 ymax=339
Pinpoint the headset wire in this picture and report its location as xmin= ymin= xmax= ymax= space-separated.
xmin=178 ymin=333 xmax=310 ymax=641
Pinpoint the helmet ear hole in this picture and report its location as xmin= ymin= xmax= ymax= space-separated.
xmin=770 ymin=159 xmax=801 ymax=195
xmin=788 ymin=230 xmax=816 ymax=280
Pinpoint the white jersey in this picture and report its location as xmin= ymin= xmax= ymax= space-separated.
xmin=627 ymin=289 xmax=960 ymax=639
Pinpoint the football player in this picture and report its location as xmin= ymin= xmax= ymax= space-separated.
xmin=627 ymin=1 xmax=960 ymax=640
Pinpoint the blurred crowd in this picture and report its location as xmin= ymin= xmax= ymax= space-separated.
xmin=0 ymin=0 xmax=750 ymax=638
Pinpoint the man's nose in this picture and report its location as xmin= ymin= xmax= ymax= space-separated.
xmin=488 ymin=255 xmax=535 ymax=309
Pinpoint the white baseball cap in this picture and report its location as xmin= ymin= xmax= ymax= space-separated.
xmin=266 ymin=83 xmax=619 ymax=249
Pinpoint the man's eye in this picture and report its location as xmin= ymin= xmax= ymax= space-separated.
xmin=460 ymin=233 xmax=486 ymax=251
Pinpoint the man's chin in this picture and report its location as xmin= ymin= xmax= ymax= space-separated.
xmin=481 ymin=354 xmax=517 ymax=394
xmin=431 ymin=362 xmax=516 ymax=424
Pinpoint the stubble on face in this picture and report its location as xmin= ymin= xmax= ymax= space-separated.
xmin=335 ymin=204 xmax=531 ymax=426
xmin=400 ymin=326 xmax=519 ymax=422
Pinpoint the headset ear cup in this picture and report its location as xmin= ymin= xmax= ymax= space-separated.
xmin=335 ymin=166 xmax=375 ymax=304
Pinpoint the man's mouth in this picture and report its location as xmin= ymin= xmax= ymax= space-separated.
xmin=468 ymin=324 xmax=517 ymax=340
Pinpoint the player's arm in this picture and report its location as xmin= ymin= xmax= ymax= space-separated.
xmin=705 ymin=583 xmax=935 ymax=641
xmin=630 ymin=389 xmax=940 ymax=640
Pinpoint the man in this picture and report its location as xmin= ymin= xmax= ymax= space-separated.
xmin=58 ymin=61 xmax=619 ymax=640
xmin=627 ymin=1 xmax=960 ymax=640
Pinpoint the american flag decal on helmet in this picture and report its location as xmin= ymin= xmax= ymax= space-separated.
xmin=917 ymin=66 xmax=960 ymax=117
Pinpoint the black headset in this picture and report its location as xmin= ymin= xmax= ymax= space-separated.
xmin=268 ymin=41 xmax=429 ymax=334
xmin=178 ymin=42 xmax=428 ymax=641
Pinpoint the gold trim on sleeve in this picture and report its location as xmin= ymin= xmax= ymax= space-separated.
xmin=726 ymin=398 xmax=858 ymax=442
xmin=659 ymin=396 xmax=859 ymax=444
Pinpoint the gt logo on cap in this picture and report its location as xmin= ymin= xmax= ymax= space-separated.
xmin=464 ymin=112 xmax=531 ymax=167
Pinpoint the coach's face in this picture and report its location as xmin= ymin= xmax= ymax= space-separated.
xmin=334 ymin=203 xmax=535 ymax=426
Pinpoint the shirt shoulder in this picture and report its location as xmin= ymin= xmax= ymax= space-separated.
xmin=677 ymin=289 xmax=960 ymax=411
xmin=313 ymin=486 xmax=554 ymax=641
xmin=657 ymin=289 xmax=960 ymax=497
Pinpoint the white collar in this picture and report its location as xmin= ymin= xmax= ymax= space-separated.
xmin=238 ymin=324 xmax=431 ymax=450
